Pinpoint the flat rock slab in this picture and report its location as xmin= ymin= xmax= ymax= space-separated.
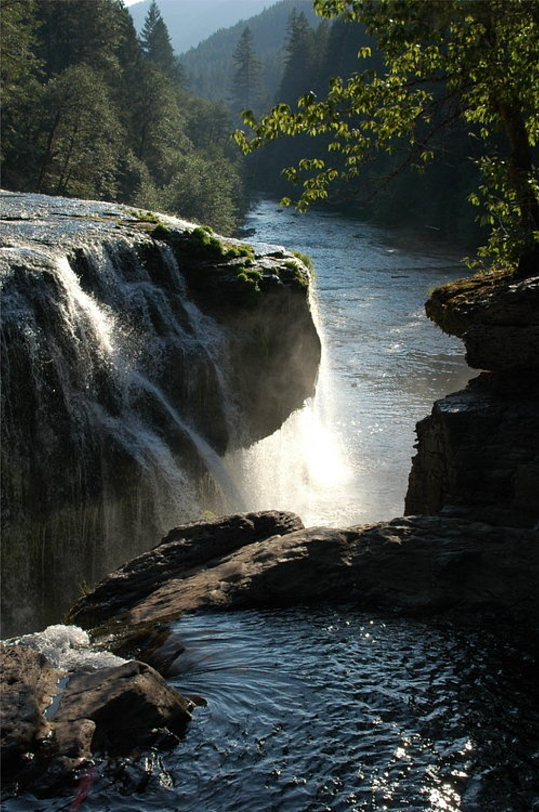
xmin=70 ymin=511 xmax=305 ymax=627
xmin=73 ymin=513 xmax=539 ymax=640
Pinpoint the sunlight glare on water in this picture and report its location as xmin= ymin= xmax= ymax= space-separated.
xmin=231 ymin=198 xmax=474 ymax=526
xmin=7 ymin=608 xmax=537 ymax=812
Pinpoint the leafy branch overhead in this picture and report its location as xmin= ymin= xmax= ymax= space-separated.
xmin=234 ymin=0 xmax=539 ymax=275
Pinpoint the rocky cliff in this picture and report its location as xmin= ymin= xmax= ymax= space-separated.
xmin=0 ymin=191 xmax=321 ymax=636
xmin=405 ymin=270 xmax=539 ymax=529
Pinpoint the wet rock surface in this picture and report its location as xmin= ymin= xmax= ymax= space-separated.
xmin=0 ymin=643 xmax=192 ymax=793
xmin=72 ymin=513 xmax=539 ymax=637
xmin=405 ymin=373 xmax=539 ymax=528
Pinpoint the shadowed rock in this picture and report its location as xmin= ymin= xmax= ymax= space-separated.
xmin=69 ymin=511 xmax=304 ymax=627
xmin=406 ymin=271 xmax=539 ymax=527
xmin=405 ymin=373 xmax=539 ymax=528
xmin=71 ymin=515 xmax=539 ymax=647
xmin=0 ymin=643 xmax=192 ymax=793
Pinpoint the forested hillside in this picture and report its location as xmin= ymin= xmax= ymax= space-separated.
xmin=128 ymin=0 xmax=278 ymax=54
xmin=180 ymin=1 xmax=318 ymax=108
xmin=1 ymin=0 xmax=245 ymax=233
xmin=3 ymin=0 xmax=520 ymax=247
xmin=177 ymin=1 xmax=484 ymax=244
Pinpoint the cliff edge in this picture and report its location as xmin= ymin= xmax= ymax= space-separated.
xmin=405 ymin=270 xmax=539 ymax=528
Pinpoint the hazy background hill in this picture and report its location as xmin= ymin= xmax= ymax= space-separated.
xmin=129 ymin=0 xmax=318 ymax=105
xmin=128 ymin=0 xmax=286 ymax=53
xmin=179 ymin=0 xmax=319 ymax=104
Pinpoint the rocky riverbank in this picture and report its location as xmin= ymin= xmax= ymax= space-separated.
xmin=406 ymin=269 xmax=539 ymax=528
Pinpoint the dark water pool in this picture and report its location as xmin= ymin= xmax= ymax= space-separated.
xmin=5 ymin=608 xmax=539 ymax=811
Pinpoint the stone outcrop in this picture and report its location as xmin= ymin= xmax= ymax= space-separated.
xmin=71 ymin=513 xmax=539 ymax=647
xmin=69 ymin=511 xmax=305 ymax=627
xmin=405 ymin=271 xmax=539 ymax=528
xmin=425 ymin=270 xmax=539 ymax=372
xmin=0 ymin=643 xmax=192 ymax=792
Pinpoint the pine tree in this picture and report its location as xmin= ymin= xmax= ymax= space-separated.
xmin=230 ymin=27 xmax=263 ymax=119
xmin=139 ymin=0 xmax=182 ymax=83
xmin=279 ymin=11 xmax=316 ymax=105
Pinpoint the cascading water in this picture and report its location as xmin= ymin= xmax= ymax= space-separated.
xmin=226 ymin=290 xmax=354 ymax=526
xmin=1 ymin=227 xmax=252 ymax=635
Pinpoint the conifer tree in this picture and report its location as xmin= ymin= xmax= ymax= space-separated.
xmin=139 ymin=0 xmax=183 ymax=83
xmin=230 ymin=27 xmax=263 ymax=119
xmin=279 ymin=11 xmax=316 ymax=105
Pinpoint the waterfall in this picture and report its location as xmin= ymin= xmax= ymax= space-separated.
xmin=225 ymin=291 xmax=353 ymax=527
xmin=1 ymin=238 xmax=246 ymax=635
xmin=1 ymin=192 xmax=323 ymax=636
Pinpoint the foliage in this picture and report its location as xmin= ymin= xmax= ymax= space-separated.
xmin=139 ymin=0 xmax=184 ymax=83
xmin=230 ymin=27 xmax=263 ymax=121
xmin=0 ymin=0 xmax=245 ymax=233
xmin=234 ymin=0 xmax=539 ymax=275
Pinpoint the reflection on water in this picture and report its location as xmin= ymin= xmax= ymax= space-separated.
xmin=6 ymin=608 xmax=538 ymax=811
xmin=230 ymin=199 xmax=473 ymax=526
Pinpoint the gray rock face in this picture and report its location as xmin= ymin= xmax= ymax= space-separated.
xmin=405 ymin=374 xmax=539 ymax=528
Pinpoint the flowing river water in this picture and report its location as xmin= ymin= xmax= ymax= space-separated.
xmin=227 ymin=198 xmax=473 ymax=526
xmin=4 ymin=199 xmax=539 ymax=811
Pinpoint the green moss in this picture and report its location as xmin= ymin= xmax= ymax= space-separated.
xmin=292 ymin=250 xmax=314 ymax=273
xmin=151 ymin=223 xmax=171 ymax=239
xmin=130 ymin=209 xmax=161 ymax=224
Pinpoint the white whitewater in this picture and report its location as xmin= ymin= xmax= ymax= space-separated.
xmin=226 ymin=291 xmax=353 ymax=527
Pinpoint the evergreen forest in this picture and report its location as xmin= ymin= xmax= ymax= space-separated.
xmin=3 ymin=0 xmax=537 ymax=254
xmin=1 ymin=0 xmax=246 ymax=233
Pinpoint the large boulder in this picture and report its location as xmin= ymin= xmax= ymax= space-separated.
xmin=0 ymin=642 xmax=192 ymax=792
xmin=70 ymin=513 xmax=539 ymax=657
xmin=0 ymin=645 xmax=60 ymax=767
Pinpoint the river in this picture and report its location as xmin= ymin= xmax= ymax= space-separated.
xmin=4 ymin=199 xmax=538 ymax=812
xmin=228 ymin=197 xmax=472 ymax=526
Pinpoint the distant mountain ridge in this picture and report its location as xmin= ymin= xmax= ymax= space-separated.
xmin=128 ymin=0 xmax=289 ymax=54
xmin=180 ymin=1 xmax=319 ymax=104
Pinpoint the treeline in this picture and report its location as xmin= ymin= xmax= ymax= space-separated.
xmin=181 ymin=1 xmax=319 ymax=108
xmin=237 ymin=10 xmax=482 ymax=245
xmin=1 ymin=0 xmax=246 ymax=233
